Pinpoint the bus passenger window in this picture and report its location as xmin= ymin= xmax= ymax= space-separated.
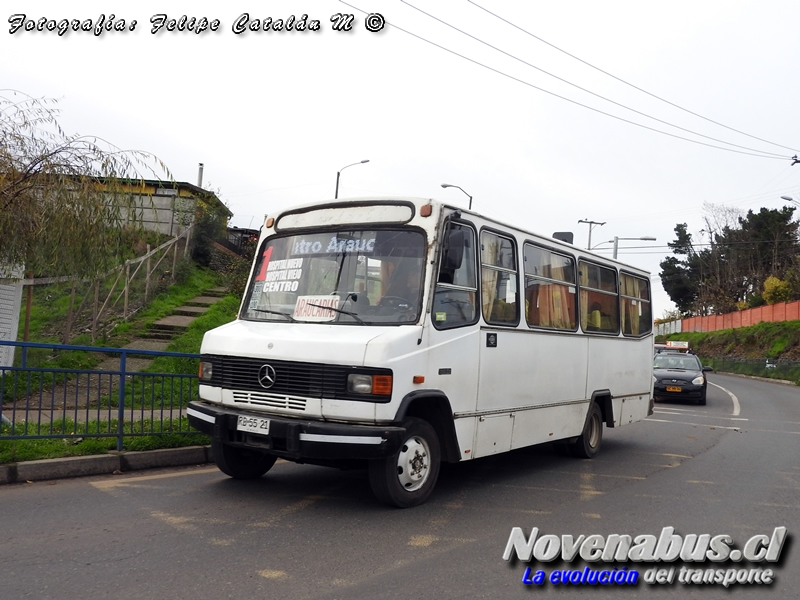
xmin=578 ymin=261 xmax=619 ymax=334
xmin=523 ymin=244 xmax=577 ymax=330
xmin=481 ymin=231 xmax=518 ymax=325
xmin=620 ymin=273 xmax=652 ymax=336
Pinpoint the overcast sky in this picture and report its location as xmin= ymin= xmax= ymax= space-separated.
xmin=4 ymin=0 xmax=800 ymax=315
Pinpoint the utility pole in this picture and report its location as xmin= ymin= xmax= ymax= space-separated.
xmin=578 ymin=219 xmax=606 ymax=250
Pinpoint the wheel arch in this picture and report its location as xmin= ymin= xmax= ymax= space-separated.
xmin=395 ymin=390 xmax=461 ymax=463
xmin=590 ymin=389 xmax=615 ymax=428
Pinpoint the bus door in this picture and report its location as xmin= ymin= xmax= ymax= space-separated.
xmin=427 ymin=221 xmax=480 ymax=456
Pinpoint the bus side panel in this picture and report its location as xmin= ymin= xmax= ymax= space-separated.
xmin=454 ymin=417 xmax=478 ymax=460
xmin=477 ymin=329 xmax=588 ymax=450
xmin=419 ymin=327 xmax=480 ymax=455
xmin=510 ymin=402 xmax=588 ymax=450
xmin=585 ymin=337 xmax=652 ymax=399
xmin=477 ymin=330 xmax=588 ymax=410
xmin=474 ymin=413 xmax=513 ymax=456
xmin=613 ymin=395 xmax=651 ymax=426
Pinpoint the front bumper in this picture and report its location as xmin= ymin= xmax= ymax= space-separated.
xmin=653 ymin=384 xmax=705 ymax=401
xmin=187 ymin=401 xmax=405 ymax=461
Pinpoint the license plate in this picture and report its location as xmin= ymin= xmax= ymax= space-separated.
xmin=666 ymin=386 xmax=682 ymax=393
xmin=237 ymin=415 xmax=270 ymax=435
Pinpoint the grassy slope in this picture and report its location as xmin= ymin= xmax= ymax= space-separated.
xmin=659 ymin=320 xmax=800 ymax=384
xmin=659 ymin=320 xmax=800 ymax=360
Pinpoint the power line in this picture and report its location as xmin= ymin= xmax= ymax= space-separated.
xmin=339 ymin=2 xmax=790 ymax=161
xmin=401 ymin=0 xmax=789 ymax=159
xmin=467 ymin=0 xmax=799 ymax=156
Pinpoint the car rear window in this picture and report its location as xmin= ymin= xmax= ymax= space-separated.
xmin=654 ymin=355 xmax=701 ymax=370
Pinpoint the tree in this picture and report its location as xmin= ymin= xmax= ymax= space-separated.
xmin=659 ymin=224 xmax=705 ymax=315
xmin=660 ymin=206 xmax=800 ymax=315
xmin=191 ymin=190 xmax=231 ymax=267
xmin=0 ymin=91 xmax=169 ymax=278
xmin=762 ymin=276 xmax=792 ymax=305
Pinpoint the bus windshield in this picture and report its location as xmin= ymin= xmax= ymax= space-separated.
xmin=241 ymin=228 xmax=426 ymax=325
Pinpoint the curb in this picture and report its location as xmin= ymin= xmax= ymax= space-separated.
xmin=0 ymin=445 xmax=212 ymax=485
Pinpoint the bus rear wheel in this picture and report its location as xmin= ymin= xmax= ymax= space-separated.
xmin=212 ymin=439 xmax=277 ymax=479
xmin=369 ymin=417 xmax=441 ymax=508
xmin=571 ymin=403 xmax=603 ymax=459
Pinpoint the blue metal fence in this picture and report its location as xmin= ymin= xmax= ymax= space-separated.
xmin=0 ymin=340 xmax=202 ymax=451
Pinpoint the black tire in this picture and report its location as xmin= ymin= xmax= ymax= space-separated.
xmin=212 ymin=439 xmax=277 ymax=479
xmin=368 ymin=417 xmax=441 ymax=508
xmin=571 ymin=403 xmax=603 ymax=459
xmin=698 ymin=389 xmax=707 ymax=406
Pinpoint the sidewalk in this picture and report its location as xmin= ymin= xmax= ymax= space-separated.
xmin=0 ymin=445 xmax=213 ymax=485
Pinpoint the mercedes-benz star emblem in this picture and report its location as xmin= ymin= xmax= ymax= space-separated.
xmin=258 ymin=364 xmax=277 ymax=389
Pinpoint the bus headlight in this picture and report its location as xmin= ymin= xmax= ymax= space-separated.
xmin=347 ymin=373 xmax=393 ymax=395
xmin=199 ymin=361 xmax=213 ymax=381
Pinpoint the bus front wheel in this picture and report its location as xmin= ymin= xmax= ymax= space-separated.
xmin=571 ymin=403 xmax=603 ymax=459
xmin=369 ymin=417 xmax=441 ymax=508
xmin=212 ymin=439 xmax=277 ymax=479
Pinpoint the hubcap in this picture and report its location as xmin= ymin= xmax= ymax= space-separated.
xmin=588 ymin=413 xmax=601 ymax=448
xmin=395 ymin=435 xmax=430 ymax=491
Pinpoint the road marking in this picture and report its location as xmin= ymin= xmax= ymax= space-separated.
xmin=500 ymin=484 xmax=603 ymax=495
xmin=150 ymin=510 xmax=199 ymax=531
xmin=579 ymin=472 xmax=598 ymax=502
xmin=407 ymin=534 xmax=475 ymax=547
xmin=210 ymin=538 xmax=233 ymax=546
xmin=409 ymin=535 xmax=438 ymax=547
xmin=653 ymin=409 xmax=747 ymax=423
xmin=646 ymin=418 xmax=741 ymax=431
xmin=687 ymin=480 xmax=717 ymax=484
xmin=258 ymin=570 xmax=288 ymax=580
xmin=708 ymin=381 xmax=740 ymax=416
xmin=650 ymin=419 xmax=800 ymax=436
xmin=250 ymin=496 xmax=322 ymax=528
xmin=542 ymin=470 xmax=646 ymax=480
xmin=90 ymin=467 xmax=220 ymax=489
xmin=583 ymin=513 xmax=602 ymax=519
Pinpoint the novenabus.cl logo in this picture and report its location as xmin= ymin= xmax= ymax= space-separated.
xmin=258 ymin=364 xmax=276 ymax=389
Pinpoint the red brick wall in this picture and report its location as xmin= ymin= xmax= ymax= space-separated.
xmin=679 ymin=300 xmax=800 ymax=332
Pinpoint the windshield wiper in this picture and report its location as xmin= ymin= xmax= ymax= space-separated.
xmin=304 ymin=302 xmax=366 ymax=325
xmin=251 ymin=308 xmax=296 ymax=322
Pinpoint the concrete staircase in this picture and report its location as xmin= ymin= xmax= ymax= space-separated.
xmin=142 ymin=286 xmax=228 ymax=343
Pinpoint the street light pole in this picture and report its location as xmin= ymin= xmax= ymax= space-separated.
xmin=335 ymin=160 xmax=369 ymax=199
xmin=441 ymin=183 xmax=473 ymax=210
xmin=780 ymin=195 xmax=799 ymax=207
xmin=611 ymin=236 xmax=657 ymax=259
xmin=578 ymin=219 xmax=606 ymax=250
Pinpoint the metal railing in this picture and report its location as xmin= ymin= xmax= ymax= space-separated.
xmin=0 ymin=340 xmax=202 ymax=451
xmin=703 ymin=356 xmax=800 ymax=385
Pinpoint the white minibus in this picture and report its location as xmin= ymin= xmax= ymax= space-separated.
xmin=188 ymin=198 xmax=654 ymax=507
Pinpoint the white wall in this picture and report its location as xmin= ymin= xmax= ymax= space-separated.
xmin=0 ymin=266 xmax=24 ymax=368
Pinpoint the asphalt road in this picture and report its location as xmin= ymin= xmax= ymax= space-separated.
xmin=2 ymin=373 xmax=798 ymax=599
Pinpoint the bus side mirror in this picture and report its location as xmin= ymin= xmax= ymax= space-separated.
xmin=443 ymin=229 xmax=465 ymax=271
